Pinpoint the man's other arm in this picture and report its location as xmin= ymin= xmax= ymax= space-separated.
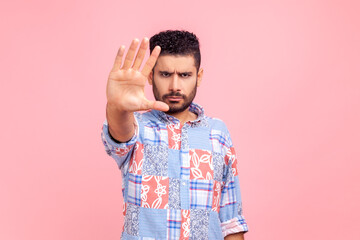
xmin=225 ymin=232 xmax=245 ymax=240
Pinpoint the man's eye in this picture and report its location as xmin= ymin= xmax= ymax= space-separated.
xmin=180 ymin=73 xmax=190 ymax=78
xmin=161 ymin=72 xmax=170 ymax=77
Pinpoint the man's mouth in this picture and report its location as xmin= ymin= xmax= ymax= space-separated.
xmin=167 ymin=96 xmax=183 ymax=101
xmin=164 ymin=93 xmax=184 ymax=102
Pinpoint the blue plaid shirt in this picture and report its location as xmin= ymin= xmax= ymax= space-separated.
xmin=101 ymin=103 xmax=248 ymax=239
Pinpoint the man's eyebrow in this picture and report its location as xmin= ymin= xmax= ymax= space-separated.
xmin=177 ymin=71 xmax=192 ymax=75
xmin=158 ymin=71 xmax=193 ymax=75
xmin=159 ymin=70 xmax=174 ymax=74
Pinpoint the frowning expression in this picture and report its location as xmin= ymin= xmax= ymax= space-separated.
xmin=149 ymin=55 xmax=203 ymax=114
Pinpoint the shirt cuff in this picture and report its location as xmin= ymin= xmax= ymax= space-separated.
xmin=221 ymin=215 xmax=249 ymax=238
xmin=101 ymin=120 xmax=138 ymax=159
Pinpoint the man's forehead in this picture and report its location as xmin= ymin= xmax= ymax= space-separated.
xmin=154 ymin=55 xmax=197 ymax=72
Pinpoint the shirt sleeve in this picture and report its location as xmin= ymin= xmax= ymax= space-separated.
xmin=219 ymin=131 xmax=249 ymax=237
xmin=100 ymin=115 xmax=138 ymax=170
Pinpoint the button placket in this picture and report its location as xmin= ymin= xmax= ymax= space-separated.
xmin=179 ymin=122 xmax=191 ymax=209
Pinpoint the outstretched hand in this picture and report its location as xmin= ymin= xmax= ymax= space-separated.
xmin=106 ymin=38 xmax=169 ymax=112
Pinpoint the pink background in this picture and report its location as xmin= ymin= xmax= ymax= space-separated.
xmin=1 ymin=0 xmax=359 ymax=239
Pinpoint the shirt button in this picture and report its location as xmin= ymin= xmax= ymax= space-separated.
xmin=182 ymin=182 xmax=186 ymax=186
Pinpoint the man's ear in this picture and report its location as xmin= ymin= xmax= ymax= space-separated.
xmin=148 ymin=70 xmax=153 ymax=85
xmin=196 ymin=68 xmax=204 ymax=87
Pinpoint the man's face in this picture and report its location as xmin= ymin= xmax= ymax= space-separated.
xmin=149 ymin=55 xmax=203 ymax=114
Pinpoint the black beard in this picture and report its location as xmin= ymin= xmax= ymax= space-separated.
xmin=152 ymin=80 xmax=197 ymax=114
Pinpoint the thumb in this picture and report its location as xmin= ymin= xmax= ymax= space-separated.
xmin=142 ymin=99 xmax=169 ymax=112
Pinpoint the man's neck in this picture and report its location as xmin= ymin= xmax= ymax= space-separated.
xmin=167 ymin=108 xmax=198 ymax=125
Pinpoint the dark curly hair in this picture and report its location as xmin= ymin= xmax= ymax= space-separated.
xmin=149 ymin=30 xmax=201 ymax=71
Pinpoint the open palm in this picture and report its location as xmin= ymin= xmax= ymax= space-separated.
xmin=106 ymin=38 xmax=169 ymax=112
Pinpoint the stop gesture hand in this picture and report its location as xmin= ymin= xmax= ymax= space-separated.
xmin=107 ymin=38 xmax=169 ymax=112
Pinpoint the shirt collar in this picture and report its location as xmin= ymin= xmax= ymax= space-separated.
xmin=151 ymin=102 xmax=206 ymax=126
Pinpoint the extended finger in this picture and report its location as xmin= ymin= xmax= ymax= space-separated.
xmin=141 ymin=46 xmax=161 ymax=76
xmin=122 ymin=38 xmax=140 ymax=69
xmin=132 ymin=38 xmax=149 ymax=70
xmin=111 ymin=45 xmax=125 ymax=71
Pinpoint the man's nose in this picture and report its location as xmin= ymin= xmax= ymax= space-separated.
xmin=169 ymin=74 xmax=180 ymax=91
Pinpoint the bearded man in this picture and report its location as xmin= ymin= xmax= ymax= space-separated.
xmin=101 ymin=30 xmax=249 ymax=240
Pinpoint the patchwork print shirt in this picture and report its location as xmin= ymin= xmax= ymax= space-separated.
xmin=101 ymin=103 xmax=248 ymax=239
